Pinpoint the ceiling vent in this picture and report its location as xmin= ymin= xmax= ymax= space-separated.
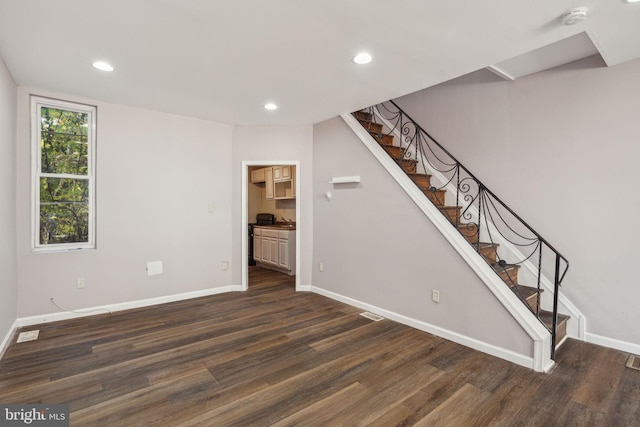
xmin=561 ymin=7 xmax=588 ymax=25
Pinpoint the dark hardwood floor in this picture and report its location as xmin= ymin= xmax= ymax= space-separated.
xmin=1 ymin=267 xmax=639 ymax=426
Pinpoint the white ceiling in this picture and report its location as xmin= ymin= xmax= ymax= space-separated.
xmin=487 ymin=32 xmax=601 ymax=81
xmin=0 ymin=0 xmax=638 ymax=126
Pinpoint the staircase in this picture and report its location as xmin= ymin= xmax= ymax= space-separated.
xmin=352 ymin=104 xmax=570 ymax=358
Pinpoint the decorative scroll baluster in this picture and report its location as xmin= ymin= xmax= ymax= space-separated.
xmin=352 ymin=100 xmax=570 ymax=359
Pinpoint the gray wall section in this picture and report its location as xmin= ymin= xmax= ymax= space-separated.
xmin=395 ymin=55 xmax=640 ymax=346
xmin=312 ymin=117 xmax=533 ymax=357
xmin=0 ymin=58 xmax=17 ymax=342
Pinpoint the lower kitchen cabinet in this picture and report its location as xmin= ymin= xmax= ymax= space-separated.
xmin=253 ymin=227 xmax=296 ymax=275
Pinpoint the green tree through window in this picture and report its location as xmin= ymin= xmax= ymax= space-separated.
xmin=33 ymin=98 xmax=96 ymax=249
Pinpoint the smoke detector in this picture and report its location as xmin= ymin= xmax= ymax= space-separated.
xmin=561 ymin=7 xmax=588 ymax=25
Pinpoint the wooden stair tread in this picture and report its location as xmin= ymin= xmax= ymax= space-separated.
xmin=476 ymin=242 xmax=499 ymax=263
xmin=538 ymin=310 xmax=570 ymax=344
xmin=358 ymin=120 xmax=382 ymax=132
xmin=407 ymin=172 xmax=432 ymax=178
xmin=424 ymin=189 xmax=446 ymax=206
xmin=513 ymin=284 xmax=540 ymax=300
xmin=538 ymin=310 xmax=570 ymax=324
xmin=477 ymin=242 xmax=499 ymax=250
xmin=382 ymin=145 xmax=404 ymax=157
xmin=491 ymin=262 xmax=520 ymax=270
xmin=407 ymin=173 xmax=432 ymax=188
xmin=370 ymin=132 xmax=394 ymax=145
xmin=353 ymin=111 xmax=372 ymax=121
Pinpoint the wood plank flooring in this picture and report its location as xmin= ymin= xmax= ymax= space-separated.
xmin=1 ymin=267 xmax=639 ymax=426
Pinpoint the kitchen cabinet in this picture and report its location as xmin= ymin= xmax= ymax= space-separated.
xmin=265 ymin=167 xmax=274 ymax=199
xmin=278 ymin=237 xmax=290 ymax=270
xmin=274 ymin=165 xmax=295 ymax=199
xmin=273 ymin=166 xmax=291 ymax=182
xmin=254 ymin=165 xmax=295 ymax=200
xmin=250 ymin=168 xmax=266 ymax=183
xmin=253 ymin=227 xmax=295 ymax=275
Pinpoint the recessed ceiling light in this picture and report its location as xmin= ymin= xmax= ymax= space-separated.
xmin=92 ymin=61 xmax=114 ymax=72
xmin=627 ymin=0 xmax=640 ymax=3
xmin=264 ymin=103 xmax=278 ymax=110
xmin=353 ymin=52 xmax=373 ymax=65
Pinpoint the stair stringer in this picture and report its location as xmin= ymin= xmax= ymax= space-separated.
xmin=373 ymin=110 xmax=586 ymax=342
xmin=341 ymin=113 xmax=553 ymax=372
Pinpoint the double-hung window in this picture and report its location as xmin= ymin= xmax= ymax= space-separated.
xmin=31 ymin=96 xmax=96 ymax=250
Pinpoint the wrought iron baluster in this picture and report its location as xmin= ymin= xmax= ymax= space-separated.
xmin=551 ymin=254 xmax=561 ymax=359
xmin=353 ymin=100 xmax=569 ymax=360
xmin=455 ymin=164 xmax=460 ymax=228
xmin=476 ymin=184 xmax=483 ymax=252
xmin=536 ymin=243 xmax=542 ymax=317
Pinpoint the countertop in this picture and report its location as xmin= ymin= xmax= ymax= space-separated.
xmin=254 ymin=224 xmax=296 ymax=231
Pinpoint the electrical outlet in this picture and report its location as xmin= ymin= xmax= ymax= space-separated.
xmin=432 ymin=289 xmax=440 ymax=303
xmin=222 ymin=261 xmax=229 ymax=270
xmin=318 ymin=262 xmax=324 ymax=272
xmin=76 ymin=277 xmax=86 ymax=289
xmin=208 ymin=203 xmax=215 ymax=214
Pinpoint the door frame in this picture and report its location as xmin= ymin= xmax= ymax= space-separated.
xmin=241 ymin=160 xmax=301 ymax=291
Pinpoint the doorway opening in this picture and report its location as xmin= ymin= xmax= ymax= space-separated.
xmin=242 ymin=161 xmax=300 ymax=291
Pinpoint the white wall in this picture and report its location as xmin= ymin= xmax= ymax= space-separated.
xmin=312 ymin=117 xmax=533 ymax=358
xmin=395 ymin=55 xmax=640 ymax=349
xmin=15 ymin=87 xmax=234 ymax=318
xmin=231 ymin=126 xmax=313 ymax=287
xmin=0 ymin=57 xmax=17 ymax=346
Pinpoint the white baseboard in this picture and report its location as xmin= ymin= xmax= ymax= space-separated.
xmin=310 ymin=286 xmax=535 ymax=370
xmin=0 ymin=319 xmax=19 ymax=360
xmin=586 ymin=333 xmax=640 ymax=355
xmin=15 ymin=285 xmax=242 ymax=328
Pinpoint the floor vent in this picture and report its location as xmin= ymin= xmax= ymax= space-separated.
xmin=360 ymin=312 xmax=384 ymax=322
xmin=626 ymin=355 xmax=640 ymax=371
xmin=17 ymin=330 xmax=40 ymax=343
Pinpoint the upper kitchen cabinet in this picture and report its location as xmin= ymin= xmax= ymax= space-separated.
xmin=272 ymin=165 xmax=295 ymax=200
xmin=250 ymin=167 xmax=266 ymax=183
xmin=251 ymin=165 xmax=296 ymax=200
xmin=265 ymin=167 xmax=274 ymax=199
xmin=273 ymin=166 xmax=291 ymax=182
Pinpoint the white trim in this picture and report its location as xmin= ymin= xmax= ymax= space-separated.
xmin=0 ymin=319 xmax=19 ymax=360
xmin=241 ymin=161 xmax=301 ymax=292
xmin=15 ymin=285 xmax=241 ymax=328
xmin=30 ymin=95 xmax=97 ymax=251
xmin=310 ymin=286 xmax=536 ymax=370
xmin=586 ymin=333 xmax=640 ymax=355
xmin=341 ymin=112 xmax=552 ymax=371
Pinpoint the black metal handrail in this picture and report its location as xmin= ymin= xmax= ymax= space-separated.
xmin=354 ymin=100 xmax=569 ymax=359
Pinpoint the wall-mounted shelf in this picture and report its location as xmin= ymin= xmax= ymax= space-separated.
xmin=330 ymin=175 xmax=360 ymax=184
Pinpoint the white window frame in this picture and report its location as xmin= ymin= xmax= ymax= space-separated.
xmin=31 ymin=96 xmax=97 ymax=251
